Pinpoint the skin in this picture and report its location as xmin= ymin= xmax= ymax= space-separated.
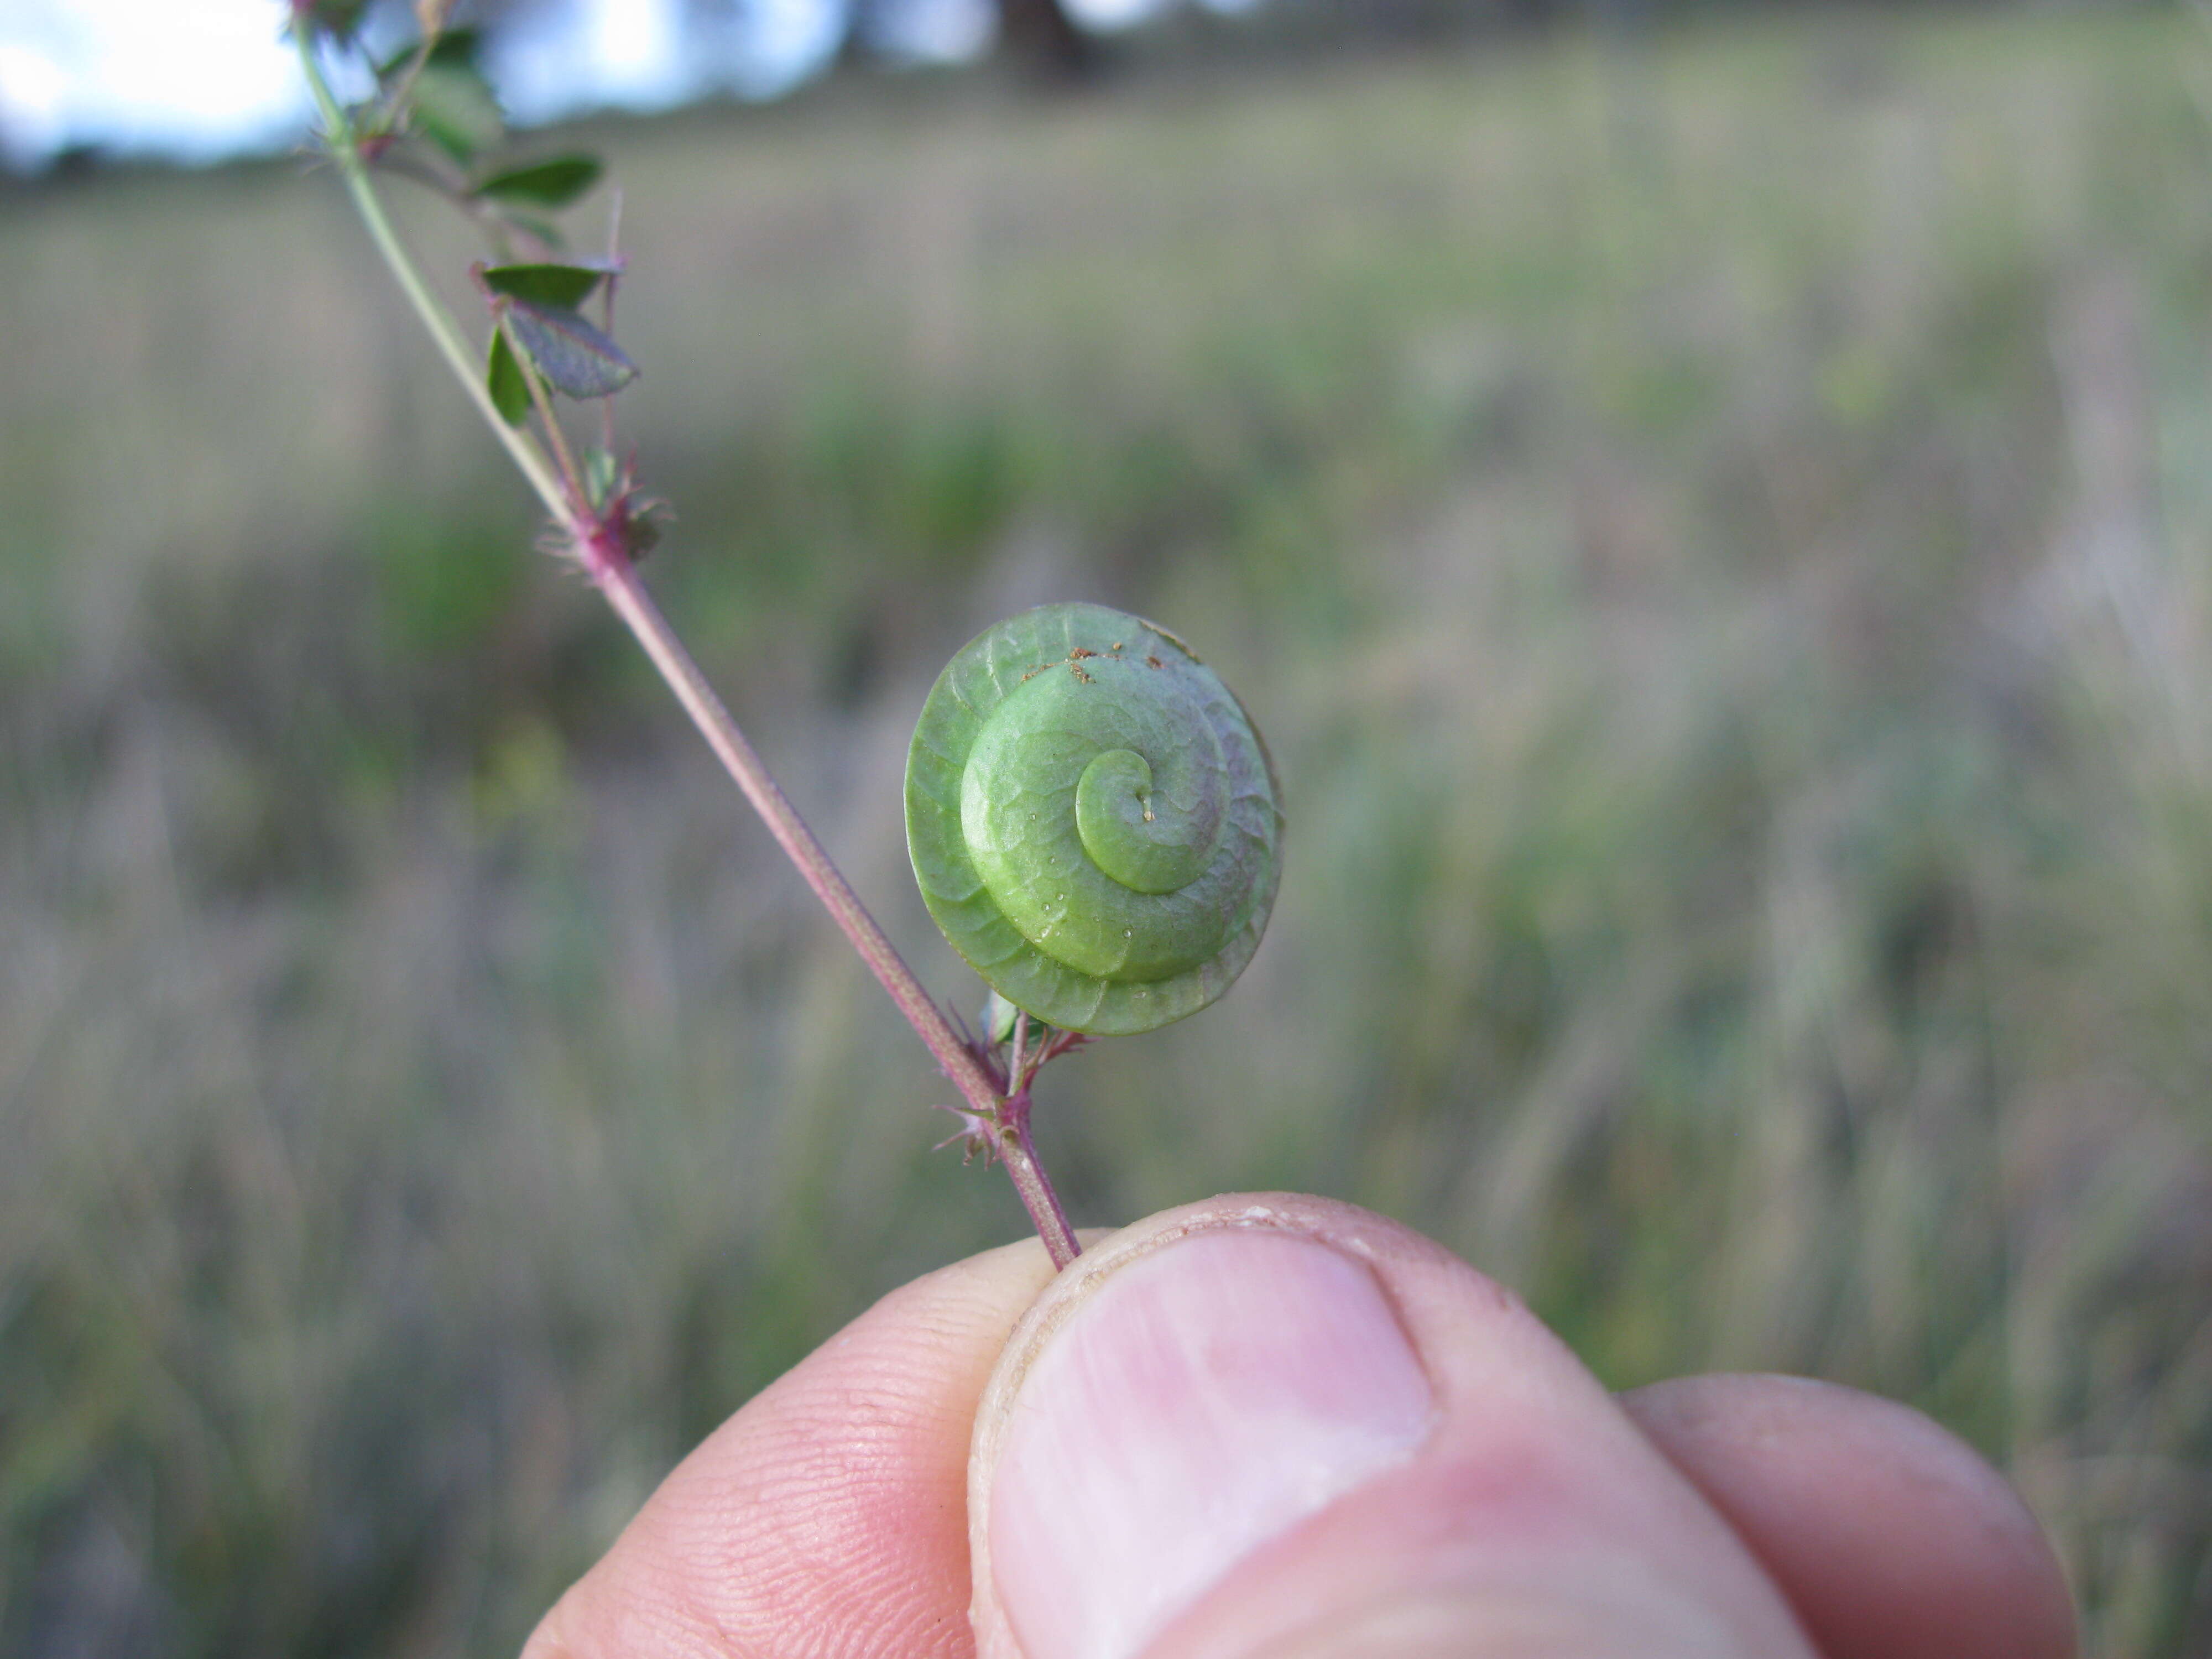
xmin=524 ymin=1195 xmax=2076 ymax=1659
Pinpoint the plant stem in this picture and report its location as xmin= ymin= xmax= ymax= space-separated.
xmin=296 ymin=34 xmax=570 ymax=521
xmin=294 ymin=29 xmax=1081 ymax=1270
xmin=1008 ymin=1009 xmax=1030 ymax=1094
xmin=590 ymin=556 xmax=1078 ymax=1264
xmin=598 ymin=560 xmax=1079 ymax=1267
xmin=995 ymin=1089 xmax=1072 ymax=1264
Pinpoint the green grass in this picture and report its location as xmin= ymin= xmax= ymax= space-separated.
xmin=3 ymin=6 xmax=2210 ymax=1653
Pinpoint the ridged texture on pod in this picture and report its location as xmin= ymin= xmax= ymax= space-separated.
xmin=905 ymin=603 xmax=1284 ymax=1035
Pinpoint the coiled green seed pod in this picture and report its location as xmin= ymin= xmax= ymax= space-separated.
xmin=905 ymin=603 xmax=1284 ymax=1036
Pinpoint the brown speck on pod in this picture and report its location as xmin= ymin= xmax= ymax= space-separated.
xmin=1146 ymin=655 xmax=1164 ymax=669
xmin=1110 ymin=641 xmax=1125 ymax=651
xmin=1069 ymin=646 xmax=1098 ymax=660
xmin=1070 ymin=664 xmax=1094 ymax=684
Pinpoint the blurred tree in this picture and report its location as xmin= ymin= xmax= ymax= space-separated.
xmin=464 ymin=0 xmax=1099 ymax=85
xmin=988 ymin=0 xmax=1100 ymax=80
xmin=826 ymin=0 xmax=1100 ymax=82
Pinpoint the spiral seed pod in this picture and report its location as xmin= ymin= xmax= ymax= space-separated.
xmin=905 ymin=603 xmax=1284 ymax=1036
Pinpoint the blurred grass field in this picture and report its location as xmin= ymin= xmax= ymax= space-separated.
xmin=3 ymin=5 xmax=2211 ymax=1654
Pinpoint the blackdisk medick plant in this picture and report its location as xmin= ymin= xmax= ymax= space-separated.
xmin=288 ymin=0 xmax=1281 ymax=1270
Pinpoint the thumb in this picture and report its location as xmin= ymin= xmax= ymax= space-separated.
xmin=967 ymin=1194 xmax=1813 ymax=1659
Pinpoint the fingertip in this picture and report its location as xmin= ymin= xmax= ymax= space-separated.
xmin=1624 ymin=1373 xmax=2077 ymax=1659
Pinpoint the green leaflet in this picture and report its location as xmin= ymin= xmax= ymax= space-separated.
xmin=905 ymin=603 xmax=1283 ymax=1035
xmin=473 ymin=155 xmax=603 ymax=210
xmin=485 ymin=327 xmax=530 ymax=426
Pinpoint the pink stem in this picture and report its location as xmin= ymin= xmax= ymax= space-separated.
xmin=588 ymin=542 xmax=1081 ymax=1267
xmin=996 ymin=1089 xmax=1076 ymax=1265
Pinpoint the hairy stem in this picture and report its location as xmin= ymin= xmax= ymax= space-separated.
xmin=997 ymin=1090 xmax=1078 ymax=1266
xmin=595 ymin=558 xmax=1078 ymax=1266
xmin=294 ymin=29 xmax=1081 ymax=1270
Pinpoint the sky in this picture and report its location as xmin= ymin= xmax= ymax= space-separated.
xmin=0 ymin=0 xmax=1170 ymax=172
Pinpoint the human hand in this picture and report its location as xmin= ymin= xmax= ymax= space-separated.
xmin=524 ymin=1193 xmax=2075 ymax=1659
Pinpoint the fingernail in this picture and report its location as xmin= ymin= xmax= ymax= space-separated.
xmin=987 ymin=1229 xmax=1434 ymax=1659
